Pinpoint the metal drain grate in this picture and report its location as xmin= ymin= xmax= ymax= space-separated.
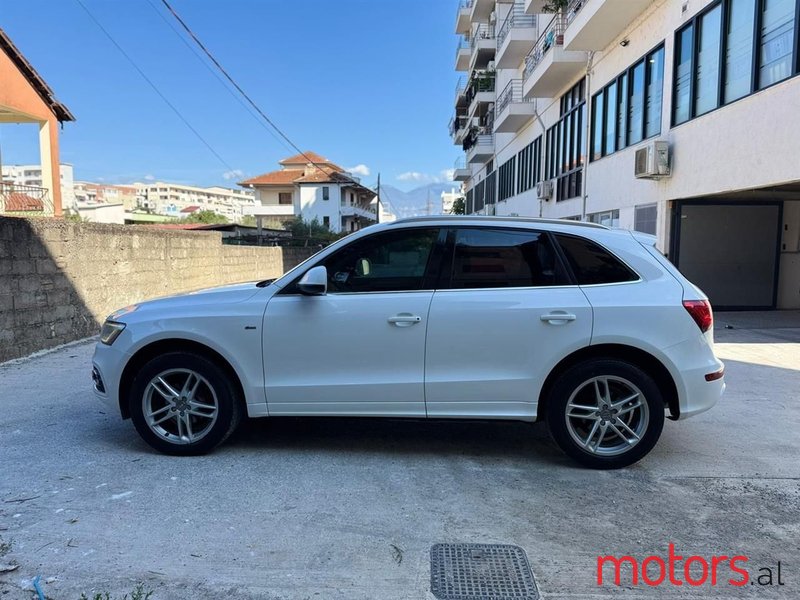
xmin=430 ymin=543 xmax=539 ymax=600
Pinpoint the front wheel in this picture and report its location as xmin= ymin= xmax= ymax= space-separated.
xmin=128 ymin=352 xmax=243 ymax=455
xmin=545 ymin=359 xmax=665 ymax=469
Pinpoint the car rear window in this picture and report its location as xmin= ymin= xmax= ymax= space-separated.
xmin=555 ymin=234 xmax=639 ymax=285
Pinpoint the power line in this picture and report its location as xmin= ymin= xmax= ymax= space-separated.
xmin=143 ymin=0 xmax=295 ymax=157
xmin=73 ymin=0 xmax=234 ymax=171
xmin=158 ymin=0 xmax=353 ymax=180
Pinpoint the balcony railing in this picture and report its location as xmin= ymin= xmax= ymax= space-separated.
xmin=454 ymin=156 xmax=467 ymax=171
xmin=495 ymin=79 xmax=532 ymax=116
xmin=465 ymin=71 xmax=496 ymax=107
xmin=450 ymin=114 xmax=470 ymax=138
xmin=565 ymin=0 xmax=588 ymax=26
xmin=524 ymin=15 xmax=565 ymax=80
xmin=497 ymin=4 xmax=537 ymax=47
xmin=470 ymin=24 xmax=495 ymax=50
xmin=455 ymin=35 xmax=470 ymax=57
xmin=463 ymin=127 xmax=494 ymax=152
xmin=0 ymin=182 xmax=53 ymax=215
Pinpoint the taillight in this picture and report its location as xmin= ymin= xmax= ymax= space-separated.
xmin=683 ymin=299 xmax=713 ymax=333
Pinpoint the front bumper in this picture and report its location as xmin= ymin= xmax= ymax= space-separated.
xmin=91 ymin=341 xmax=129 ymax=416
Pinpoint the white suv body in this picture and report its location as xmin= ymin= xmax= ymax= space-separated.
xmin=92 ymin=217 xmax=724 ymax=468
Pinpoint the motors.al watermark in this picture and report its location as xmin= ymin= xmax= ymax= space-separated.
xmin=597 ymin=544 xmax=786 ymax=588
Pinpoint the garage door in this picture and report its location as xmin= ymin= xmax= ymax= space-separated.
xmin=672 ymin=202 xmax=782 ymax=309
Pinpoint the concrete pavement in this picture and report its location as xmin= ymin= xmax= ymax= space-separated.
xmin=0 ymin=313 xmax=798 ymax=599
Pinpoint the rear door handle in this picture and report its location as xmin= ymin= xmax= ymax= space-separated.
xmin=540 ymin=312 xmax=577 ymax=323
xmin=388 ymin=314 xmax=422 ymax=327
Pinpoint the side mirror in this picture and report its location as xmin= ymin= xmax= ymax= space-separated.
xmin=297 ymin=265 xmax=328 ymax=296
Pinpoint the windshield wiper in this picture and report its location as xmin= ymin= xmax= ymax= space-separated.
xmin=255 ymin=278 xmax=276 ymax=288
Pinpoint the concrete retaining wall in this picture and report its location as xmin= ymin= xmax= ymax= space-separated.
xmin=0 ymin=217 xmax=317 ymax=362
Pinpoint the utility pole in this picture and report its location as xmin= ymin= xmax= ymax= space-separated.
xmin=376 ymin=172 xmax=380 ymax=224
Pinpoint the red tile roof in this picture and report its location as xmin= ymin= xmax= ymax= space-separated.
xmin=279 ymin=151 xmax=343 ymax=171
xmin=4 ymin=192 xmax=44 ymax=212
xmin=180 ymin=205 xmax=201 ymax=213
xmin=239 ymin=169 xmax=304 ymax=186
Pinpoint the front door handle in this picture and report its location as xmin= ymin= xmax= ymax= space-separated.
xmin=540 ymin=312 xmax=577 ymax=323
xmin=388 ymin=314 xmax=422 ymax=327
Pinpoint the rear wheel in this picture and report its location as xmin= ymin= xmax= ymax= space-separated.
xmin=129 ymin=352 xmax=243 ymax=455
xmin=545 ymin=359 xmax=665 ymax=469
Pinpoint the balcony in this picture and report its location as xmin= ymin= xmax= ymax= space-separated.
xmin=464 ymin=128 xmax=494 ymax=164
xmin=244 ymin=204 xmax=296 ymax=217
xmin=494 ymin=80 xmax=536 ymax=133
xmin=523 ymin=15 xmax=587 ymax=98
xmin=453 ymin=157 xmax=471 ymax=182
xmin=455 ymin=77 xmax=468 ymax=107
xmin=455 ymin=0 xmax=472 ymax=34
xmin=496 ymin=5 xmax=537 ymax=68
xmin=470 ymin=0 xmax=495 ymax=22
xmin=524 ymin=0 xmax=549 ymax=13
xmin=466 ymin=71 xmax=496 ymax=118
xmin=563 ymin=0 xmax=654 ymax=51
xmin=455 ymin=36 xmax=470 ymax=71
xmin=469 ymin=24 xmax=496 ymax=71
xmin=450 ymin=115 xmax=473 ymax=145
xmin=340 ymin=205 xmax=377 ymax=221
xmin=0 ymin=182 xmax=53 ymax=216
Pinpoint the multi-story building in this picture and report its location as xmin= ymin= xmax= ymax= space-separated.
xmin=135 ymin=181 xmax=256 ymax=222
xmin=1 ymin=163 xmax=75 ymax=210
xmin=74 ymin=182 xmax=138 ymax=211
xmin=239 ymin=151 xmax=378 ymax=234
xmin=451 ymin=0 xmax=800 ymax=310
xmin=441 ymin=187 xmax=465 ymax=214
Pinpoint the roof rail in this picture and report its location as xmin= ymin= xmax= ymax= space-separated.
xmin=387 ymin=215 xmax=608 ymax=229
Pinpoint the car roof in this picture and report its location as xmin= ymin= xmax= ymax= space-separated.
xmin=386 ymin=215 xmax=608 ymax=230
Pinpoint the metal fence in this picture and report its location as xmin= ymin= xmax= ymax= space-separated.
xmin=0 ymin=182 xmax=54 ymax=216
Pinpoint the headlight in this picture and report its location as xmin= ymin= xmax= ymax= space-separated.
xmin=99 ymin=321 xmax=126 ymax=346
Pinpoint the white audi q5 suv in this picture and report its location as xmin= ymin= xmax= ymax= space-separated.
xmin=92 ymin=217 xmax=724 ymax=468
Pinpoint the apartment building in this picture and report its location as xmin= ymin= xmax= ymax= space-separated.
xmin=451 ymin=0 xmax=800 ymax=309
xmin=239 ymin=152 xmax=377 ymax=234
xmin=135 ymin=182 xmax=256 ymax=222
xmin=1 ymin=163 xmax=75 ymax=209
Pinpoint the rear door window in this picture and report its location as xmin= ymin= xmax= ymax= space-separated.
xmin=554 ymin=234 xmax=638 ymax=285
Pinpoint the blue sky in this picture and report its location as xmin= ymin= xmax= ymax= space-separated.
xmin=1 ymin=0 xmax=458 ymax=191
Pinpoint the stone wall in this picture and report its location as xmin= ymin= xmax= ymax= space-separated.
xmin=0 ymin=217 xmax=317 ymax=362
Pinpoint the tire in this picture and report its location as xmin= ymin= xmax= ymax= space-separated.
xmin=545 ymin=359 xmax=665 ymax=469
xmin=128 ymin=351 xmax=243 ymax=455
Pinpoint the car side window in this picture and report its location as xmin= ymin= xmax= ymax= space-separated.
xmin=322 ymin=228 xmax=440 ymax=293
xmin=448 ymin=228 xmax=569 ymax=289
xmin=554 ymin=234 xmax=639 ymax=285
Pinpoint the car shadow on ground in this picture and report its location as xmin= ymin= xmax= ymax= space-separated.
xmin=227 ymin=415 xmax=569 ymax=465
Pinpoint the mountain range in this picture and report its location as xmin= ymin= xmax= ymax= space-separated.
xmin=379 ymin=183 xmax=461 ymax=219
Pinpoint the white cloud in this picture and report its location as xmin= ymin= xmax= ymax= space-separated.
xmin=143 ymin=174 xmax=155 ymax=181
xmin=397 ymin=171 xmax=430 ymax=182
xmin=222 ymin=169 xmax=245 ymax=180
xmin=346 ymin=164 xmax=370 ymax=177
xmin=440 ymin=169 xmax=455 ymax=182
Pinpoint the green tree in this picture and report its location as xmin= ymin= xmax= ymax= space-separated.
xmin=240 ymin=215 xmax=257 ymax=227
xmin=542 ymin=0 xmax=569 ymax=11
xmin=182 ymin=210 xmax=229 ymax=224
xmin=450 ymin=198 xmax=466 ymax=215
xmin=284 ymin=217 xmax=348 ymax=243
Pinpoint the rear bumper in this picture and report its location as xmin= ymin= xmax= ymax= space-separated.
xmin=677 ymin=361 xmax=725 ymax=419
xmin=662 ymin=335 xmax=725 ymax=420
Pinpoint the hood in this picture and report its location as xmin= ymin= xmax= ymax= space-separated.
xmin=109 ymin=282 xmax=264 ymax=322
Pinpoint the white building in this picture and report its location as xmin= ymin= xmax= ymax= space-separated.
xmin=135 ymin=182 xmax=256 ymax=222
xmin=1 ymin=163 xmax=75 ymax=209
xmin=451 ymin=0 xmax=800 ymax=310
xmin=441 ymin=187 xmax=464 ymax=214
xmin=239 ymin=151 xmax=377 ymax=234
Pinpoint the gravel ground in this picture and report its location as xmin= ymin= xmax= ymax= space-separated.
xmin=1 ymin=312 xmax=798 ymax=599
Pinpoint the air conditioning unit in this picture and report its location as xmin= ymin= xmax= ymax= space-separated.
xmin=489 ymin=11 xmax=497 ymax=22
xmin=536 ymin=180 xmax=553 ymax=200
xmin=634 ymin=141 xmax=671 ymax=179
xmin=487 ymin=60 xmax=496 ymax=71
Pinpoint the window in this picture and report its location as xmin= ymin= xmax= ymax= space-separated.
xmin=322 ymin=186 xmax=330 ymax=200
xmin=695 ymin=6 xmax=722 ymax=116
xmin=485 ymin=170 xmax=497 ymax=206
xmin=323 ymin=216 xmax=330 ymax=228
xmin=725 ymin=0 xmax=757 ymax=102
xmin=466 ymin=189 xmax=475 ymax=214
xmin=517 ymin=137 xmax=542 ymax=193
xmin=449 ymin=229 xmax=568 ymax=289
xmin=591 ymin=44 xmax=665 ymax=161
xmin=645 ymin=47 xmax=665 ymax=138
xmin=278 ymin=192 xmax=292 ymax=205
xmin=474 ymin=180 xmax=486 ymax=212
xmin=759 ymin=0 xmax=796 ymax=88
xmin=588 ymin=209 xmax=620 ymax=228
xmin=628 ymin=60 xmax=646 ymax=145
xmin=545 ymin=80 xmax=585 ymax=202
xmin=498 ymin=157 xmax=516 ymax=202
xmin=674 ymin=0 xmax=799 ymax=125
xmin=634 ymin=204 xmax=658 ymax=235
xmin=322 ymin=228 xmax=439 ymax=293
xmin=674 ymin=25 xmax=695 ymax=125
xmin=555 ymin=234 xmax=639 ymax=285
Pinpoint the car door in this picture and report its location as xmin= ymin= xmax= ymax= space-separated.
xmin=262 ymin=227 xmax=444 ymax=416
xmin=425 ymin=227 xmax=593 ymax=419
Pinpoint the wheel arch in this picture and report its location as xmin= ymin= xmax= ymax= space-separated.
xmin=537 ymin=344 xmax=680 ymax=422
xmin=118 ymin=338 xmax=246 ymax=420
